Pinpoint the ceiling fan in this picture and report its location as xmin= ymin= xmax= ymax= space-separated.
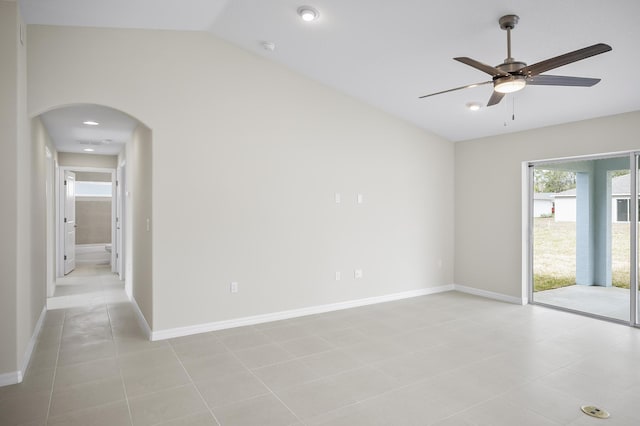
xmin=419 ymin=14 xmax=612 ymax=106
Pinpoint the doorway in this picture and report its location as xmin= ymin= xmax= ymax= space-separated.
xmin=528 ymin=152 xmax=639 ymax=326
xmin=52 ymin=165 xmax=126 ymax=308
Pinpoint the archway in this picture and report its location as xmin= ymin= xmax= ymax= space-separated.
xmin=32 ymin=103 xmax=152 ymax=317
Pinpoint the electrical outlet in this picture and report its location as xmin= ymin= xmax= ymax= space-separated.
xmin=357 ymin=193 xmax=363 ymax=204
xmin=230 ymin=282 xmax=238 ymax=293
xmin=354 ymin=269 xmax=363 ymax=279
xmin=335 ymin=271 xmax=341 ymax=281
xmin=335 ymin=193 xmax=341 ymax=204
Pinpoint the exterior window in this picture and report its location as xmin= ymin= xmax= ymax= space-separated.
xmin=617 ymin=199 xmax=629 ymax=222
xmin=75 ymin=181 xmax=112 ymax=197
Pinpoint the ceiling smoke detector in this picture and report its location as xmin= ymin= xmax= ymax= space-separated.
xmin=261 ymin=41 xmax=276 ymax=51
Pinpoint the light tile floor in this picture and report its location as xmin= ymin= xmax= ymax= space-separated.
xmin=1 ymin=287 xmax=640 ymax=425
xmin=49 ymin=264 xmax=128 ymax=310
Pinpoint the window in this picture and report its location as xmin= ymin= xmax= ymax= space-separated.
xmin=617 ymin=199 xmax=629 ymax=222
xmin=75 ymin=181 xmax=112 ymax=197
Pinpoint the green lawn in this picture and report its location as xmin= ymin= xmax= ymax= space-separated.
xmin=533 ymin=217 xmax=631 ymax=291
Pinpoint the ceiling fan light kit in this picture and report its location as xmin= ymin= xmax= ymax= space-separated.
xmin=494 ymin=75 xmax=526 ymax=93
xmin=419 ymin=14 xmax=611 ymax=107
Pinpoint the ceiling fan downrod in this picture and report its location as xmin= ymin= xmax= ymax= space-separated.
xmin=499 ymin=14 xmax=519 ymax=63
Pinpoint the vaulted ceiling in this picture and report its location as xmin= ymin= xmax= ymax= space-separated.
xmin=20 ymin=0 xmax=640 ymax=143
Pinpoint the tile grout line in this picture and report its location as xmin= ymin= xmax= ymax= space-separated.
xmin=219 ymin=340 xmax=308 ymax=426
xmin=105 ymin=302 xmax=135 ymax=426
xmin=167 ymin=344 xmax=222 ymax=426
xmin=43 ymin=310 xmax=65 ymax=424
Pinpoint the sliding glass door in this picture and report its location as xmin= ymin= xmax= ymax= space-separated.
xmin=530 ymin=153 xmax=639 ymax=325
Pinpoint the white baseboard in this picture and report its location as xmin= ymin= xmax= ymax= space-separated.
xmin=454 ymin=284 xmax=526 ymax=305
xmin=0 ymin=371 xmax=22 ymax=387
xmin=130 ymin=297 xmax=152 ymax=340
xmin=151 ymin=285 xmax=454 ymax=341
xmin=20 ymin=306 xmax=47 ymax=376
xmin=0 ymin=306 xmax=47 ymax=387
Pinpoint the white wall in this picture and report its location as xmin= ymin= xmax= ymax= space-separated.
xmin=455 ymin=111 xmax=640 ymax=299
xmin=28 ymin=25 xmax=455 ymax=332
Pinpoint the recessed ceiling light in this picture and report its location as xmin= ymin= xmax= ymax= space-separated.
xmin=297 ymin=6 xmax=319 ymax=22
xmin=83 ymin=120 xmax=99 ymax=126
xmin=83 ymin=148 xmax=95 ymax=152
xmin=466 ymin=102 xmax=482 ymax=111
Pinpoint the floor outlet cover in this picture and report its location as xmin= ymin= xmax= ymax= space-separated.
xmin=580 ymin=405 xmax=610 ymax=419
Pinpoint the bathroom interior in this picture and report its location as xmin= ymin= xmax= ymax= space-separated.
xmin=74 ymin=171 xmax=113 ymax=265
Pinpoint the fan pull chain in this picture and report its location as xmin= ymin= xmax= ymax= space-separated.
xmin=504 ymin=96 xmax=509 ymax=126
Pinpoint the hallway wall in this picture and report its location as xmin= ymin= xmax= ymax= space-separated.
xmin=0 ymin=1 xmax=22 ymax=379
xmin=58 ymin=152 xmax=117 ymax=168
xmin=0 ymin=1 xmax=48 ymax=383
xmin=27 ymin=25 xmax=454 ymax=333
xmin=128 ymin=124 xmax=153 ymax=328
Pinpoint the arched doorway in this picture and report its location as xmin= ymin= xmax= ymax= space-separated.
xmin=33 ymin=103 xmax=152 ymax=311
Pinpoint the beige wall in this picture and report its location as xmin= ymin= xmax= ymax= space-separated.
xmin=76 ymin=171 xmax=112 ymax=182
xmin=128 ymin=125 xmax=153 ymax=327
xmin=75 ymin=171 xmax=114 ymax=245
xmin=58 ymin=152 xmax=117 ymax=168
xmin=0 ymin=1 xmax=20 ymax=377
xmin=28 ymin=25 xmax=455 ymax=332
xmin=76 ymin=199 xmax=112 ymax=244
xmin=18 ymin=17 xmax=49 ymax=378
xmin=32 ymin=117 xmax=57 ymax=298
xmin=455 ymin=111 xmax=640 ymax=299
xmin=0 ymin=2 xmax=47 ymax=381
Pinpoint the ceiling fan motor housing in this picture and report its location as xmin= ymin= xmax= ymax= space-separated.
xmin=496 ymin=61 xmax=527 ymax=73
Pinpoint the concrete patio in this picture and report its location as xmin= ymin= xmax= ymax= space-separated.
xmin=534 ymin=284 xmax=634 ymax=322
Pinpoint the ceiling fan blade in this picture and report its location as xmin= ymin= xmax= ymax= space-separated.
xmin=527 ymin=75 xmax=601 ymax=87
xmin=454 ymin=57 xmax=510 ymax=77
xmin=523 ymin=43 xmax=611 ymax=77
xmin=419 ymin=80 xmax=492 ymax=99
xmin=487 ymin=91 xmax=505 ymax=106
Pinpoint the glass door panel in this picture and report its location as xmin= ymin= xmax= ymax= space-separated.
xmin=532 ymin=155 xmax=631 ymax=322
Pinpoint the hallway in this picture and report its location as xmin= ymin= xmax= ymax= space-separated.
xmin=48 ymin=265 xmax=127 ymax=310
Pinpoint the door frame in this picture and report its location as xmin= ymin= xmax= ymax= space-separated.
xmin=56 ymin=166 xmax=116 ymax=278
xmin=524 ymin=150 xmax=640 ymax=327
xmin=116 ymin=159 xmax=126 ymax=283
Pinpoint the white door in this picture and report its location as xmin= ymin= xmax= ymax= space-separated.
xmin=64 ymin=171 xmax=76 ymax=275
